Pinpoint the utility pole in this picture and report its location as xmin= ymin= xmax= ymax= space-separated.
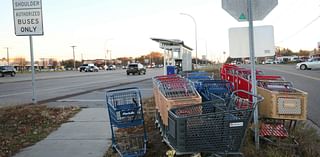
xmin=205 ymin=41 xmax=208 ymax=66
xmin=4 ymin=47 xmax=9 ymax=65
xmin=81 ymin=53 xmax=83 ymax=63
xmin=109 ymin=50 xmax=112 ymax=64
xmin=71 ymin=45 xmax=76 ymax=70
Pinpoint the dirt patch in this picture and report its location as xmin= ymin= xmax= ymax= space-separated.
xmin=0 ymin=104 xmax=80 ymax=157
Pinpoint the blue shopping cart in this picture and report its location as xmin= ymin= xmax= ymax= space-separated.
xmin=106 ymin=87 xmax=147 ymax=157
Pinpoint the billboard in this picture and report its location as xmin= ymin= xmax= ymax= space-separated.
xmin=228 ymin=25 xmax=275 ymax=58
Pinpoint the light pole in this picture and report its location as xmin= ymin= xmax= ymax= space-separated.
xmin=205 ymin=41 xmax=208 ymax=66
xmin=104 ymin=38 xmax=113 ymax=65
xmin=180 ymin=13 xmax=198 ymax=69
xmin=4 ymin=47 xmax=9 ymax=65
xmin=71 ymin=45 xmax=76 ymax=70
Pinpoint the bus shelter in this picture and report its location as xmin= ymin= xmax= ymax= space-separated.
xmin=151 ymin=38 xmax=193 ymax=74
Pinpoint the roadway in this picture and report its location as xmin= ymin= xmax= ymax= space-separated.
xmin=249 ymin=64 xmax=320 ymax=127
xmin=0 ymin=69 xmax=163 ymax=107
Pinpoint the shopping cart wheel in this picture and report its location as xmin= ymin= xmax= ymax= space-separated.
xmin=111 ymin=146 xmax=117 ymax=153
xmin=166 ymin=149 xmax=176 ymax=157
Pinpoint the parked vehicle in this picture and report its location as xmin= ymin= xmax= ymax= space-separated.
xmin=296 ymin=57 xmax=320 ymax=70
xmin=0 ymin=66 xmax=16 ymax=77
xmin=79 ymin=64 xmax=94 ymax=72
xmin=106 ymin=65 xmax=116 ymax=70
xmin=85 ymin=65 xmax=99 ymax=72
xmin=126 ymin=63 xmax=146 ymax=75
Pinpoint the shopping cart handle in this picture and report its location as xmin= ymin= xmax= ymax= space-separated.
xmin=231 ymin=90 xmax=264 ymax=103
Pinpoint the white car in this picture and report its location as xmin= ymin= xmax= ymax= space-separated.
xmin=296 ymin=57 xmax=320 ymax=70
xmin=263 ymin=59 xmax=274 ymax=64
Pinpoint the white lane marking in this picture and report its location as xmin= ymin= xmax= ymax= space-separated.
xmin=266 ymin=68 xmax=320 ymax=81
xmin=0 ymin=92 xmax=31 ymax=98
xmin=57 ymin=99 xmax=105 ymax=102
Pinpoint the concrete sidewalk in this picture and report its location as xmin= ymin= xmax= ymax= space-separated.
xmin=13 ymin=108 xmax=111 ymax=157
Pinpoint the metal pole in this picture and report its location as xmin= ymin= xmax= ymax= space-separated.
xmin=163 ymin=49 xmax=167 ymax=75
xmin=29 ymin=36 xmax=37 ymax=104
xmin=81 ymin=53 xmax=83 ymax=63
xmin=180 ymin=13 xmax=198 ymax=69
xmin=71 ymin=45 xmax=76 ymax=70
xmin=247 ymin=0 xmax=259 ymax=150
xmin=104 ymin=51 xmax=107 ymax=67
xmin=110 ymin=50 xmax=112 ymax=62
xmin=205 ymin=41 xmax=208 ymax=66
xmin=5 ymin=47 xmax=10 ymax=65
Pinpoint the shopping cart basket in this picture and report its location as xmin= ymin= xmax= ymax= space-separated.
xmin=106 ymin=87 xmax=147 ymax=157
xmin=166 ymin=90 xmax=264 ymax=155
xmin=198 ymin=80 xmax=233 ymax=102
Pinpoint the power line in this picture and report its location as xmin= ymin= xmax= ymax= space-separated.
xmin=277 ymin=14 xmax=320 ymax=44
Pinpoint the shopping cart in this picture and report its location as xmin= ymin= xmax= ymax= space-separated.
xmin=165 ymin=90 xmax=264 ymax=155
xmin=198 ymin=80 xmax=233 ymax=102
xmin=184 ymin=71 xmax=213 ymax=90
xmin=106 ymin=87 xmax=147 ymax=157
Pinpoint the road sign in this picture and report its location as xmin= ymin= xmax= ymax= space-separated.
xmin=222 ymin=0 xmax=278 ymax=22
xmin=13 ymin=0 xmax=44 ymax=36
xmin=229 ymin=25 xmax=275 ymax=58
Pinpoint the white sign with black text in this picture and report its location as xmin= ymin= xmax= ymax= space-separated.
xmin=13 ymin=0 xmax=43 ymax=36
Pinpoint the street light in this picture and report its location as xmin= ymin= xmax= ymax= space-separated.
xmin=180 ymin=13 xmax=198 ymax=69
xmin=71 ymin=45 xmax=76 ymax=70
xmin=104 ymin=38 xmax=113 ymax=65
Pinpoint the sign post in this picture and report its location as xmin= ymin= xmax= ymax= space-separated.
xmin=222 ymin=0 xmax=278 ymax=149
xmin=13 ymin=0 xmax=44 ymax=104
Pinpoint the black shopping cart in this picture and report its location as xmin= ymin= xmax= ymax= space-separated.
xmin=165 ymin=90 xmax=263 ymax=156
xmin=106 ymin=87 xmax=147 ymax=157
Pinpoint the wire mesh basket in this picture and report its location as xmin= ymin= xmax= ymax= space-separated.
xmin=198 ymin=80 xmax=233 ymax=102
xmin=166 ymin=90 xmax=263 ymax=155
xmin=152 ymin=75 xmax=202 ymax=126
xmin=112 ymin=133 xmax=147 ymax=157
xmin=107 ymin=88 xmax=144 ymax=128
xmin=106 ymin=87 xmax=147 ymax=157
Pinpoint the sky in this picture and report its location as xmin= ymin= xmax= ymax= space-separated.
xmin=1 ymin=0 xmax=320 ymax=62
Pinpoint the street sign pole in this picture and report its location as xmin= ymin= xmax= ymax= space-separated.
xmin=222 ymin=0 xmax=278 ymax=150
xmin=29 ymin=36 xmax=37 ymax=104
xmin=13 ymin=0 xmax=43 ymax=104
xmin=247 ymin=0 xmax=259 ymax=149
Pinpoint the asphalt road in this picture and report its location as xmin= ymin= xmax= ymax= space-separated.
xmin=246 ymin=64 xmax=320 ymax=127
xmin=0 ymin=69 xmax=163 ymax=107
xmin=46 ymin=78 xmax=155 ymax=108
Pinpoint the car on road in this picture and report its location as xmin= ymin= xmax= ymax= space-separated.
xmin=126 ymin=63 xmax=146 ymax=75
xmin=79 ymin=64 xmax=95 ymax=72
xmin=263 ymin=59 xmax=275 ymax=64
xmin=0 ymin=66 xmax=16 ymax=77
xmin=85 ymin=65 xmax=99 ymax=72
xmin=106 ymin=65 xmax=116 ymax=70
xmin=296 ymin=57 xmax=320 ymax=70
